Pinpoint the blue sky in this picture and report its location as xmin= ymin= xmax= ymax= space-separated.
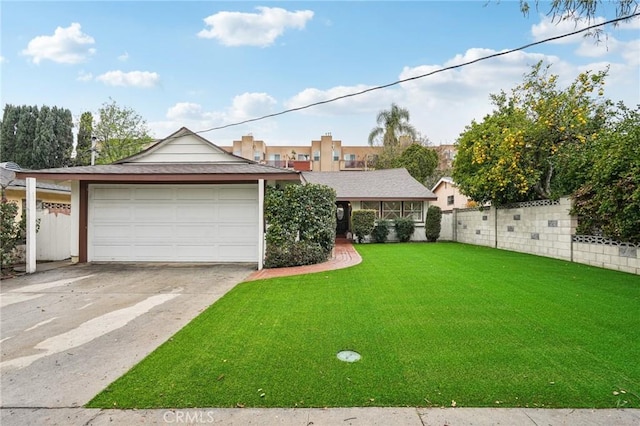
xmin=1 ymin=1 xmax=639 ymax=147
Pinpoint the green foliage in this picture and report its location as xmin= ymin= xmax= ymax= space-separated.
xmin=425 ymin=205 xmax=442 ymax=242
xmin=352 ymin=209 xmax=376 ymax=243
xmin=75 ymin=111 xmax=94 ymax=166
xmin=453 ymin=61 xmax=611 ymax=206
xmin=0 ymin=198 xmax=20 ymax=270
xmin=394 ymin=217 xmax=415 ymax=242
xmin=397 ymin=143 xmax=439 ymax=184
xmin=1 ymin=104 xmax=74 ymax=169
xmin=94 ymin=98 xmax=153 ymax=164
xmin=264 ymin=241 xmax=326 ymax=268
xmin=264 ymin=183 xmax=336 ymax=267
xmin=572 ymin=105 xmax=640 ymax=243
xmin=371 ymin=219 xmax=390 ymax=243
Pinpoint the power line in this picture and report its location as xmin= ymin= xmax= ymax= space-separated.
xmin=190 ymin=13 xmax=638 ymax=136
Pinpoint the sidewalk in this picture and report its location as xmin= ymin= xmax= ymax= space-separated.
xmin=2 ymin=406 xmax=639 ymax=425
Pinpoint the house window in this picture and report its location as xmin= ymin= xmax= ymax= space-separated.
xmin=270 ymin=154 xmax=280 ymax=161
xmin=344 ymin=153 xmax=356 ymax=161
xmin=360 ymin=201 xmax=380 ymax=218
xmin=382 ymin=201 xmax=401 ymax=220
xmin=298 ymin=153 xmax=308 ymax=160
xmin=332 ymin=150 xmax=339 ymax=161
xmin=447 ymin=195 xmax=454 ymax=205
xmin=313 ymin=151 xmax=320 ymax=161
xmin=254 ymin=151 xmax=262 ymax=161
xmin=403 ymin=201 xmax=423 ymax=221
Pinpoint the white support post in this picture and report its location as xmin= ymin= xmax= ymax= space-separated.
xmin=26 ymin=177 xmax=37 ymax=273
xmin=258 ymin=179 xmax=265 ymax=270
xmin=70 ymin=181 xmax=80 ymax=263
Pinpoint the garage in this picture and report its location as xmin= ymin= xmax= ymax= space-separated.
xmin=89 ymin=183 xmax=259 ymax=262
xmin=16 ymin=127 xmax=301 ymax=268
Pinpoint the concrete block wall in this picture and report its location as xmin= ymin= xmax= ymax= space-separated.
xmin=454 ymin=207 xmax=495 ymax=247
xmin=496 ymin=198 xmax=574 ymax=261
xmin=572 ymin=237 xmax=639 ymax=275
xmin=445 ymin=197 xmax=638 ymax=275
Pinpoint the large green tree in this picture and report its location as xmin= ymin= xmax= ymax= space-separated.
xmin=397 ymin=143 xmax=438 ymax=185
xmin=453 ymin=62 xmax=610 ymax=206
xmin=93 ymin=99 xmax=153 ymax=164
xmin=572 ymin=104 xmax=640 ymax=243
xmin=1 ymin=104 xmax=73 ymax=169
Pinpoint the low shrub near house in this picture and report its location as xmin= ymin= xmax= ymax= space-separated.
xmin=371 ymin=219 xmax=390 ymax=243
xmin=425 ymin=205 xmax=442 ymax=242
xmin=352 ymin=210 xmax=376 ymax=243
xmin=0 ymin=199 xmax=20 ymax=271
xmin=264 ymin=183 xmax=336 ymax=268
xmin=394 ymin=217 xmax=415 ymax=242
xmin=264 ymin=241 xmax=326 ymax=268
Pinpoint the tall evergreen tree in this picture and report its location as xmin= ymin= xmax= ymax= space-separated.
xmin=52 ymin=106 xmax=74 ymax=168
xmin=0 ymin=105 xmax=20 ymax=162
xmin=75 ymin=111 xmax=94 ymax=166
xmin=0 ymin=104 xmax=74 ymax=169
xmin=15 ymin=105 xmax=39 ymax=167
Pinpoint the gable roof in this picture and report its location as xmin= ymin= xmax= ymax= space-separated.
xmin=431 ymin=176 xmax=455 ymax=192
xmin=302 ymin=169 xmax=436 ymax=201
xmin=116 ymin=127 xmax=249 ymax=164
xmin=15 ymin=127 xmax=300 ymax=182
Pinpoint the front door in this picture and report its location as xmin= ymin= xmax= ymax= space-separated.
xmin=335 ymin=201 xmax=350 ymax=236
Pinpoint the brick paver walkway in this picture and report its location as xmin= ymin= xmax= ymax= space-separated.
xmin=247 ymin=241 xmax=362 ymax=281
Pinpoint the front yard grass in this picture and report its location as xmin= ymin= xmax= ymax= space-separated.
xmin=87 ymin=243 xmax=640 ymax=409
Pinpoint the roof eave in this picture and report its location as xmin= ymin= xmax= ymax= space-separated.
xmin=15 ymin=172 xmax=301 ymax=182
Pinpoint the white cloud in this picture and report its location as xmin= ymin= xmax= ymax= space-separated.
xmin=95 ymin=70 xmax=160 ymax=88
xmin=617 ymin=15 xmax=640 ymax=30
xmin=22 ymin=22 xmax=96 ymax=64
xmin=150 ymin=93 xmax=278 ymax=140
xmin=285 ymin=84 xmax=392 ymax=115
xmin=77 ymin=70 xmax=93 ymax=82
xmin=532 ymin=14 xmax=605 ymax=44
xmin=228 ymin=92 xmax=277 ymax=120
xmin=197 ymin=6 xmax=314 ymax=47
xmin=0 ymin=56 xmax=5 ymax=63
xmin=118 ymin=51 xmax=129 ymax=61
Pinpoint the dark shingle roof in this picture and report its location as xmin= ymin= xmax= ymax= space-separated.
xmin=15 ymin=162 xmax=300 ymax=182
xmin=19 ymin=163 xmax=298 ymax=175
xmin=302 ymin=169 xmax=436 ymax=200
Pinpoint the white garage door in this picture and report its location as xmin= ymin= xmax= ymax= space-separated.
xmin=89 ymin=184 xmax=258 ymax=262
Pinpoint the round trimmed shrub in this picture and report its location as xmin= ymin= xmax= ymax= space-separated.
xmin=371 ymin=219 xmax=390 ymax=243
xmin=394 ymin=217 xmax=415 ymax=242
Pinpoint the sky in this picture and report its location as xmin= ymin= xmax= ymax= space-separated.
xmin=1 ymin=1 xmax=639 ymax=147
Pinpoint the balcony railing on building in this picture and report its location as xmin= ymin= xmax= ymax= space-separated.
xmin=340 ymin=160 xmax=367 ymax=170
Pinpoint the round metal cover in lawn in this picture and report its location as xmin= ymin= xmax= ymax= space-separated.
xmin=337 ymin=350 xmax=361 ymax=362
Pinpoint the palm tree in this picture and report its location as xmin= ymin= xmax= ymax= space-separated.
xmin=367 ymin=103 xmax=417 ymax=147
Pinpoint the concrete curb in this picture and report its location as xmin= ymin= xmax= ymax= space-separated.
xmin=2 ymin=407 xmax=639 ymax=426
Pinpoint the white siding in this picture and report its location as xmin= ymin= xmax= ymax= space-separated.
xmin=88 ymin=184 xmax=258 ymax=262
xmin=134 ymin=134 xmax=242 ymax=163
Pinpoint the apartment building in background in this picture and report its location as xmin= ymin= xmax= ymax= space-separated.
xmin=222 ymin=134 xmax=381 ymax=172
xmin=222 ymin=134 xmax=457 ymax=173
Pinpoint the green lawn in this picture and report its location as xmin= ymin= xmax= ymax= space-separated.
xmin=87 ymin=243 xmax=640 ymax=409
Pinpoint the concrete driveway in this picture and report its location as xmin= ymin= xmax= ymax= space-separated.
xmin=0 ymin=263 xmax=254 ymax=408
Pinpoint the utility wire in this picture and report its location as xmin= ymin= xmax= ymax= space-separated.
xmin=191 ymin=12 xmax=639 ymax=135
